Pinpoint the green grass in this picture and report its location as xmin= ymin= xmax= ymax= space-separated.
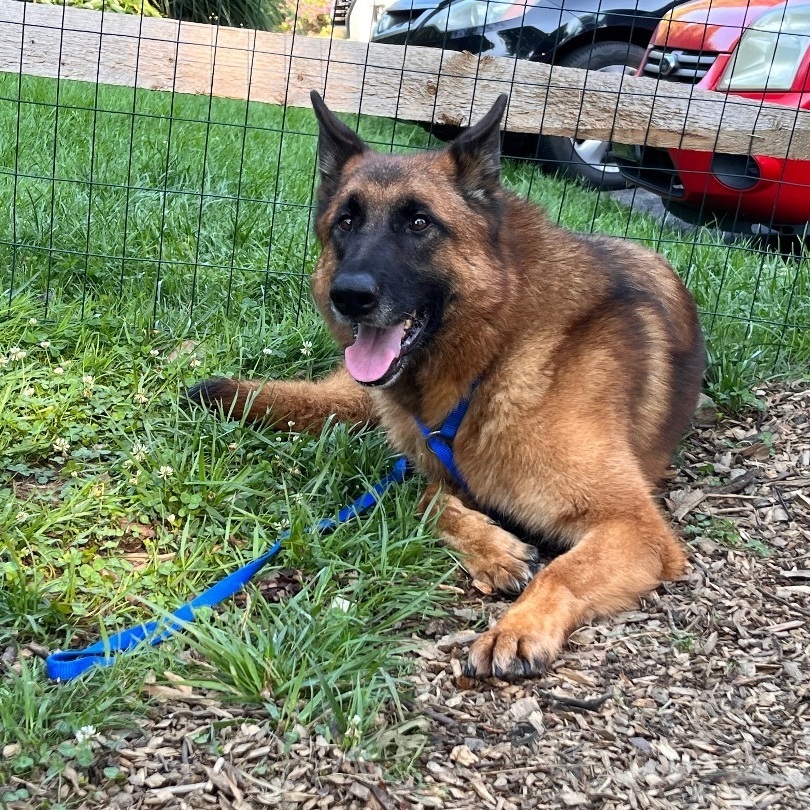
xmin=0 ymin=297 xmax=452 ymax=793
xmin=1 ymin=71 xmax=808 ymax=797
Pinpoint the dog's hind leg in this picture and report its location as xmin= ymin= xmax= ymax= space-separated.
xmin=187 ymin=367 xmax=376 ymax=434
xmin=464 ymin=495 xmax=686 ymax=679
xmin=420 ymin=485 xmax=539 ymax=597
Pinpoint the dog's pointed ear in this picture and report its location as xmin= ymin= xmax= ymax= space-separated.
xmin=448 ymin=94 xmax=508 ymax=200
xmin=311 ymin=91 xmax=366 ymax=196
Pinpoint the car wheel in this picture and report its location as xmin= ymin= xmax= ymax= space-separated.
xmin=536 ymin=42 xmax=647 ymax=191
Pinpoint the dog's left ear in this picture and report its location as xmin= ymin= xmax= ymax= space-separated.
xmin=310 ymin=90 xmax=367 ymax=197
xmin=448 ymin=94 xmax=508 ymax=200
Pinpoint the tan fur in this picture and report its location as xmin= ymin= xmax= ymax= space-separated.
xmin=191 ymin=99 xmax=704 ymax=678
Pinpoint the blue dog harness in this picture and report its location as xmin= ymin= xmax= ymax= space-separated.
xmin=413 ymin=381 xmax=478 ymax=494
xmin=46 ymin=383 xmax=478 ymax=681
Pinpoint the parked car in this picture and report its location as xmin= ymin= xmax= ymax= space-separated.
xmin=371 ymin=0 xmax=683 ymax=189
xmin=613 ymin=0 xmax=810 ymax=237
xmin=332 ymin=0 xmax=402 ymax=41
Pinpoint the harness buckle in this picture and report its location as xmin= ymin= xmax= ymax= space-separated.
xmin=424 ymin=429 xmax=451 ymax=455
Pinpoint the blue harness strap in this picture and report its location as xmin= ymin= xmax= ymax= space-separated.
xmin=413 ymin=380 xmax=478 ymax=494
xmin=46 ymin=456 xmax=409 ymax=681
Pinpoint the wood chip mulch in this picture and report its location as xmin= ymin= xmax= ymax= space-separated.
xmin=6 ymin=383 xmax=809 ymax=810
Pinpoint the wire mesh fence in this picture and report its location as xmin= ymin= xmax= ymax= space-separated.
xmin=1 ymin=0 xmax=808 ymax=397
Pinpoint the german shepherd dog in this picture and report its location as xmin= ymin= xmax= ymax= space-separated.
xmin=189 ymin=92 xmax=705 ymax=679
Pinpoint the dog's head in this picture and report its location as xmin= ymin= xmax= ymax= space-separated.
xmin=309 ymin=91 xmax=510 ymax=388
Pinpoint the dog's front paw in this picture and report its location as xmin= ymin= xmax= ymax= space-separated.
xmin=185 ymin=377 xmax=236 ymax=410
xmin=463 ymin=604 xmax=565 ymax=679
xmin=438 ymin=503 xmax=540 ymax=597
xmin=185 ymin=377 xmax=259 ymax=422
xmin=464 ymin=536 xmax=540 ymax=597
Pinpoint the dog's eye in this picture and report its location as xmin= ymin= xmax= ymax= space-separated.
xmin=337 ymin=216 xmax=353 ymax=232
xmin=410 ymin=216 xmax=430 ymax=232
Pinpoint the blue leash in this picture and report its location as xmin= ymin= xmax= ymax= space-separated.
xmin=47 ymin=381 xmax=478 ymax=682
xmin=46 ymin=457 xmax=409 ymax=681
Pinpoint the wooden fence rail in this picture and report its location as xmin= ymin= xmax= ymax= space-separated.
xmin=1 ymin=0 xmax=809 ymax=160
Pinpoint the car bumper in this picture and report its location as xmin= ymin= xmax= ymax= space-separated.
xmin=613 ymin=143 xmax=810 ymax=230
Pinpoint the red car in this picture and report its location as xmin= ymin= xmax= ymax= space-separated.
xmin=614 ymin=0 xmax=810 ymax=236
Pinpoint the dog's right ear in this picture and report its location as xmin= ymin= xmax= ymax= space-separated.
xmin=310 ymin=91 xmax=366 ymax=197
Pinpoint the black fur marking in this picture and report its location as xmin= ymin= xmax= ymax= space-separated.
xmin=448 ymin=94 xmax=508 ymax=203
xmin=328 ymin=195 xmax=452 ymax=356
xmin=185 ymin=378 xmax=233 ymax=410
xmin=311 ymin=91 xmax=366 ymax=208
xmin=482 ymin=507 xmax=568 ymax=558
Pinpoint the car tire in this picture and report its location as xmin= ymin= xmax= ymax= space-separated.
xmin=535 ymin=41 xmax=647 ymax=191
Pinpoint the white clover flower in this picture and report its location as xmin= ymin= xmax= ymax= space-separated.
xmin=149 ymin=349 xmax=160 ymax=357
xmin=16 ymin=511 xmax=28 ymax=523
xmin=8 ymin=347 xmax=26 ymax=361
xmin=28 ymin=318 xmax=38 ymax=326
xmin=300 ymin=341 xmax=313 ymax=357
xmin=189 ymin=358 xmax=201 ymax=369
xmin=53 ymin=438 xmax=70 ymax=455
xmin=157 ymin=465 xmax=174 ymax=480
xmin=74 ymin=726 xmax=96 ymax=744
xmin=39 ymin=340 xmax=51 ymax=349
xmin=344 ymin=714 xmax=363 ymax=744
xmin=228 ymin=442 xmax=238 ymax=451
xmin=22 ymin=387 xmax=35 ymax=397
xmin=53 ymin=366 xmax=65 ymax=376
xmin=129 ymin=469 xmax=141 ymax=486
xmin=131 ymin=442 xmax=149 ymax=461
xmin=262 ymin=347 xmax=274 ymax=356
xmin=287 ymin=420 xmax=296 ymax=428
xmin=82 ymin=375 xmax=95 ymax=387
xmin=133 ymin=392 xmax=148 ymax=404
xmin=0 ymin=356 xmax=8 ymax=367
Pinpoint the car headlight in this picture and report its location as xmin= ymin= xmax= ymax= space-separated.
xmin=424 ymin=0 xmax=526 ymax=34
xmin=717 ymin=3 xmax=810 ymax=92
xmin=375 ymin=11 xmax=397 ymax=34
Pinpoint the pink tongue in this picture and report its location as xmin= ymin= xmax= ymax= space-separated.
xmin=345 ymin=323 xmax=406 ymax=383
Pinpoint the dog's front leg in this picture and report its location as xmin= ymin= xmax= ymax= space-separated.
xmin=420 ymin=484 xmax=539 ymax=597
xmin=464 ymin=496 xmax=686 ymax=679
xmin=187 ymin=367 xmax=375 ymax=434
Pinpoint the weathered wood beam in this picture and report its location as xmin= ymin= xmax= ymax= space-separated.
xmin=1 ymin=0 xmax=808 ymax=160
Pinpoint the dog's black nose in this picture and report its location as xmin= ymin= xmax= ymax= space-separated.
xmin=330 ymin=271 xmax=379 ymax=319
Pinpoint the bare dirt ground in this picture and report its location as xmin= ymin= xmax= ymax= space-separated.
xmin=10 ymin=382 xmax=810 ymax=809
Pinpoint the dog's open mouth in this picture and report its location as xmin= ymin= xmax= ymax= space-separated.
xmin=344 ymin=311 xmax=428 ymax=386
